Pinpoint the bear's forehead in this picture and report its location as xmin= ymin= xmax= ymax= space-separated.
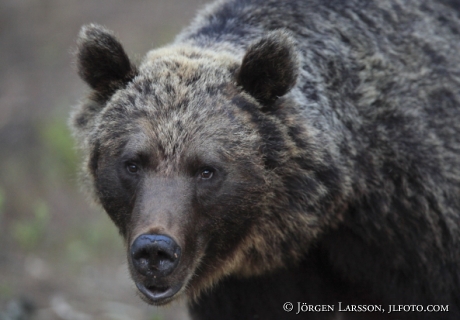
xmin=142 ymin=45 xmax=240 ymax=71
xmin=95 ymin=100 xmax=236 ymax=171
xmin=94 ymin=46 xmax=260 ymax=161
xmin=100 ymin=87 xmax=231 ymax=149
xmin=96 ymin=82 xmax=241 ymax=159
xmin=138 ymin=45 xmax=239 ymax=84
xmin=117 ymin=47 xmax=240 ymax=115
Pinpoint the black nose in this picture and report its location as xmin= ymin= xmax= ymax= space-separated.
xmin=130 ymin=234 xmax=181 ymax=277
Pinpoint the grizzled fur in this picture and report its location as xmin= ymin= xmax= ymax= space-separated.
xmin=71 ymin=0 xmax=460 ymax=319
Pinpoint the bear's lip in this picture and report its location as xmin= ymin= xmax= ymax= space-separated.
xmin=135 ymin=281 xmax=183 ymax=305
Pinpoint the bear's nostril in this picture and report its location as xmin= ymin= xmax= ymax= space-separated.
xmin=130 ymin=234 xmax=181 ymax=277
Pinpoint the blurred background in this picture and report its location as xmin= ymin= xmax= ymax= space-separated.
xmin=0 ymin=0 xmax=207 ymax=319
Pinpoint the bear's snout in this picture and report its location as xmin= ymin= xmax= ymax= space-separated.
xmin=130 ymin=234 xmax=181 ymax=277
xmin=130 ymin=233 xmax=183 ymax=304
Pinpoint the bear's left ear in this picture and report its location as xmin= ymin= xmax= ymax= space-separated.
xmin=237 ymin=30 xmax=299 ymax=105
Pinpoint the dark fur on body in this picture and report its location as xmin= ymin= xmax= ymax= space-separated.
xmin=71 ymin=0 xmax=460 ymax=319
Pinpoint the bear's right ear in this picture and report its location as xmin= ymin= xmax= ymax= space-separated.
xmin=236 ymin=30 xmax=299 ymax=106
xmin=76 ymin=24 xmax=136 ymax=98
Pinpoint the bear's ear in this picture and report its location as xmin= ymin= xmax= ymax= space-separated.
xmin=76 ymin=24 xmax=136 ymax=98
xmin=236 ymin=30 xmax=299 ymax=105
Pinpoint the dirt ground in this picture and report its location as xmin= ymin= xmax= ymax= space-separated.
xmin=0 ymin=0 xmax=208 ymax=319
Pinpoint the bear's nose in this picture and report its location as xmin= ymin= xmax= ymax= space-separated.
xmin=130 ymin=234 xmax=181 ymax=277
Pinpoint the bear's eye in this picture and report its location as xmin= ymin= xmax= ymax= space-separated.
xmin=200 ymin=168 xmax=214 ymax=180
xmin=126 ymin=163 xmax=140 ymax=174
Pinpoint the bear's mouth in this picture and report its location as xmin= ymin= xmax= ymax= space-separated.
xmin=135 ymin=282 xmax=183 ymax=305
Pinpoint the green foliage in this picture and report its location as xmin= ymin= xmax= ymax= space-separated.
xmin=65 ymin=214 xmax=122 ymax=266
xmin=12 ymin=200 xmax=50 ymax=251
xmin=39 ymin=117 xmax=78 ymax=180
xmin=83 ymin=217 xmax=120 ymax=249
xmin=66 ymin=239 xmax=90 ymax=264
xmin=0 ymin=283 xmax=13 ymax=300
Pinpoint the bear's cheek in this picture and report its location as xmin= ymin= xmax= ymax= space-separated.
xmin=94 ymin=163 xmax=136 ymax=236
xmin=182 ymin=178 xmax=264 ymax=282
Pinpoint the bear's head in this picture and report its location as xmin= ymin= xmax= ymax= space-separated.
xmin=71 ymin=24 xmax=321 ymax=305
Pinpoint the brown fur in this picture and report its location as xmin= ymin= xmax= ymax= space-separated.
xmin=71 ymin=0 xmax=460 ymax=318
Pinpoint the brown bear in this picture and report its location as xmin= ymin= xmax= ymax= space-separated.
xmin=71 ymin=0 xmax=460 ymax=319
